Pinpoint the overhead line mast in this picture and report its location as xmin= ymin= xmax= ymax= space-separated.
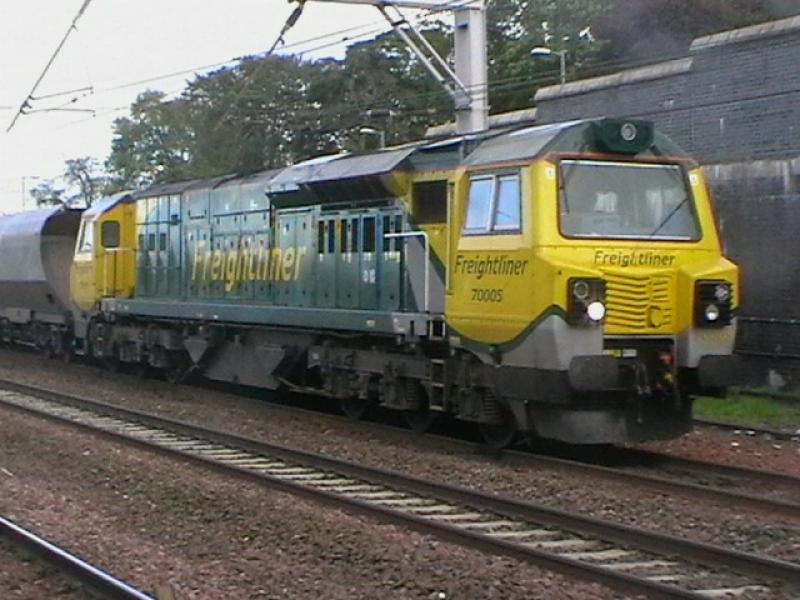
xmin=297 ymin=0 xmax=488 ymax=134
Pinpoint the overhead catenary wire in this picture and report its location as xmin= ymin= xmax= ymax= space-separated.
xmin=52 ymin=24 xmax=391 ymax=130
xmin=208 ymin=4 xmax=395 ymax=135
xmin=14 ymin=4 xmax=783 ymax=181
xmin=6 ymin=0 xmax=95 ymax=133
xmin=30 ymin=85 xmax=93 ymax=102
xmin=53 ymin=45 xmax=695 ymax=138
xmin=6 ymin=4 xmax=384 ymax=131
xmin=12 ymin=2 xmax=473 ymax=131
xmin=94 ymin=21 xmax=388 ymax=95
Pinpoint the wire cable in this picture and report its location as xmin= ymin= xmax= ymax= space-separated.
xmin=92 ymin=21 xmax=386 ymax=95
xmin=6 ymin=0 xmax=95 ymax=132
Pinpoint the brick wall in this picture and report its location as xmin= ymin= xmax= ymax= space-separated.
xmin=534 ymin=17 xmax=800 ymax=164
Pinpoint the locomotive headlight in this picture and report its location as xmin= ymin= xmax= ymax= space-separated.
xmin=695 ymin=281 xmax=733 ymax=327
xmin=567 ymin=278 xmax=606 ymax=326
xmin=587 ymin=301 xmax=606 ymax=322
xmin=573 ymin=280 xmax=590 ymax=300
xmin=704 ymin=304 xmax=720 ymax=322
xmin=714 ymin=283 xmax=731 ymax=303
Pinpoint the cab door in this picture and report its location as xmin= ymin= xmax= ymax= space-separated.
xmin=70 ymin=199 xmax=136 ymax=312
xmin=98 ymin=202 xmax=136 ymax=299
xmin=70 ymin=217 xmax=97 ymax=311
xmin=99 ymin=220 xmax=122 ymax=296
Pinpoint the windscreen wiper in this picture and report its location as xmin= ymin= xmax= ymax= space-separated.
xmin=648 ymin=194 xmax=689 ymax=238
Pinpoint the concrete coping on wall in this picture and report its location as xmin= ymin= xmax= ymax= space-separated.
xmin=534 ymin=57 xmax=692 ymax=102
xmin=691 ymin=15 xmax=800 ymax=52
xmin=704 ymin=156 xmax=800 ymax=191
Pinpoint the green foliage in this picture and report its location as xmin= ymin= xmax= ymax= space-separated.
xmin=337 ymin=30 xmax=451 ymax=148
xmin=106 ymin=29 xmax=454 ymax=186
xmin=30 ymin=180 xmax=65 ymax=208
xmin=694 ymin=394 xmax=800 ymax=427
xmin=596 ymin=0 xmax=798 ymax=60
xmin=488 ymin=0 xmax=614 ymax=111
xmin=63 ymin=157 xmax=109 ymax=207
xmin=107 ymin=90 xmax=194 ymax=187
xmin=31 ymin=158 xmax=109 ymax=208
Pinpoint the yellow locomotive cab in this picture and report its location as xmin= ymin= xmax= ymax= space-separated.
xmin=70 ymin=193 xmax=137 ymax=312
xmin=442 ymin=118 xmax=739 ymax=444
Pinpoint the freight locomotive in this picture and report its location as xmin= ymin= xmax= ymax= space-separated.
xmin=0 ymin=117 xmax=740 ymax=446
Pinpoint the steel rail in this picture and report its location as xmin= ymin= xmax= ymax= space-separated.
xmin=0 ymin=381 xmax=797 ymax=599
xmin=0 ymin=515 xmax=154 ymax=600
xmin=503 ymin=446 xmax=800 ymax=521
xmin=694 ymin=417 xmax=800 ymax=442
xmin=616 ymin=446 xmax=800 ymax=487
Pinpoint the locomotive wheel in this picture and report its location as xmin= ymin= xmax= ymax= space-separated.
xmin=402 ymin=380 xmax=436 ymax=433
xmin=403 ymin=408 xmax=436 ymax=434
xmin=478 ymin=409 xmax=518 ymax=450
xmin=340 ymin=396 xmax=371 ymax=420
xmin=103 ymin=357 xmax=121 ymax=373
xmin=164 ymin=354 xmax=192 ymax=385
xmin=61 ymin=341 xmax=74 ymax=364
xmin=164 ymin=366 xmax=185 ymax=385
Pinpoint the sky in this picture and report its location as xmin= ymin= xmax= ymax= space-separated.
xmin=0 ymin=0 xmax=431 ymax=214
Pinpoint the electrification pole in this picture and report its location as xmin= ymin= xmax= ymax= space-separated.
xmin=301 ymin=0 xmax=488 ymax=134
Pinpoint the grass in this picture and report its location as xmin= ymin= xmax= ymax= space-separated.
xmin=693 ymin=392 xmax=800 ymax=428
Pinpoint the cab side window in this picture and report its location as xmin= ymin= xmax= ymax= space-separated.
xmin=77 ymin=219 xmax=95 ymax=253
xmin=463 ymin=172 xmax=521 ymax=234
xmin=464 ymin=178 xmax=493 ymax=232
xmin=494 ymin=175 xmax=521 ymax=231
xmin=101 ymin=221 xmax=120 ymax=248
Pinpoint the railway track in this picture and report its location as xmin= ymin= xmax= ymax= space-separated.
xmin=0 ymin=515 xmax=154 ymax=600
xmin=694 ymin=417 xmax=800 ymax=442
xmin=513 ymin=444 xmax=800 ymax=522
xmin=199 ymin=374 xmax=800 ymax=520
xmin=224 ymin=378 xmax=800 ymax=520
xmin=2 ymin=364 xmax=798 ymax=521
xmin=600 ymin=446 xmax=800 ymax=503
xmin=203 ymin=372 xmax=800 ymax=518
xmin=0 ymin=382 xmax=798 ymax=599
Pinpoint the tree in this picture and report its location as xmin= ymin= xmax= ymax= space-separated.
xmin=596 ymin=0 xmax=800 ymax=61
xmin=334 ymin=29 xmax=452 ymax=149
xmin=30 ymin=181 xmax=65 ymax=208
xmin=63 ymin=157 xmax=108 ymax=207
xmin=106 ymin=90 xmax=194 ymax=188
xmin=487 ymin=0 xmax=615 ymax=111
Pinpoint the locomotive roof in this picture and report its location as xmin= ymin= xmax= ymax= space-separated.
xmin=460 ymin=118 xmax=690 ymax=167
xmin=217 ymin=168 xmax=282 ymax=189
xmin=84 ymin=191 xmax=133 ymax=218
xmin=462 ymin=119 xmax=586 ymax=166
xmin=128 ymin=117 xmax=690 ymax=202
xmin=133 ymin=169 xmax=282 ymax=199
xmin=266 ymin=145 xmax=420 ymax=193
xmin=131 ymin=178 xmax=212 ymax=198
